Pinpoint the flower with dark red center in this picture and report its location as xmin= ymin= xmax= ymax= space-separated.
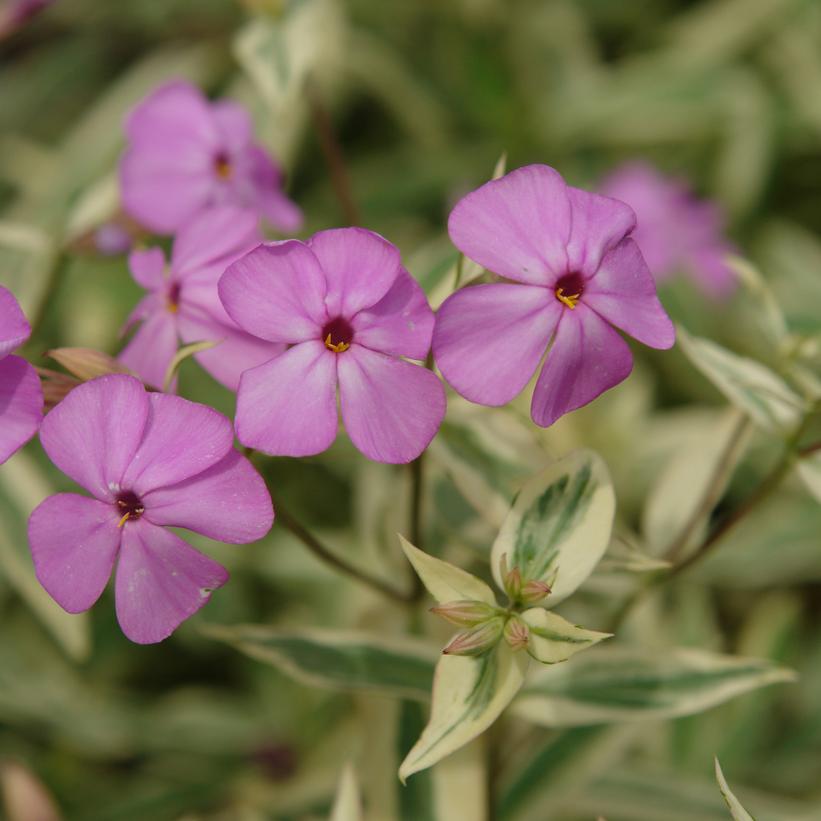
xmin=433 ymin=164 xmax=675 ymax=427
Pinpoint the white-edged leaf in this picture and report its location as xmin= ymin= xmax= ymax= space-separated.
xmin=399 ymin=644 xmax=528 ymax=782
xmin=727 ymin=255 xmax=788 ymax=346
xmin=796 ymin=452 xmax=821 ymax=504
xmin=597 ymin=534 xmax=671 ymax=574
xmin=330 ymin=763 xmax=363 ymax=821
xmin=162 ymin=339 xmax=220 ymax=392
xmin=521 ymin=608 xmax=610 ymax=665
xmin=677 ymin=327 xmax=804 ymax=432
xmin=398 ymin=535 xmax=496 ymax=606
xmin=490 ymin=449 xmax=615 ymax=603
xmin=642 ymin=409 xmax=752 ymax=559
xmin=202 ymin=624 xmax=437 ymax=701
xmin=511 ymin=646 xmax=795 ymax=727
xmin=715 ymin=758 xmax=755 ymax=821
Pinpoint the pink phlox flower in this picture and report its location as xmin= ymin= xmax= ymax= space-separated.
xmin=119 ymin=206 xmax=285 ymax=391
xmin=600 ymin=161 xmax=736 ymax=298
xmin=0 ymin=285 xmax=43 ymax=464
xmin=120 ymin=80 xmax=302 ymax=235
xmin=434 ymin=164 xmax=675 ymax=428
xmin=28 ymin=374 xmax=274 ymax=644
xmin=218 ymin=227 xmax=447 ymax=464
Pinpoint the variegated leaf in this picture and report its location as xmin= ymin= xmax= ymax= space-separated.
xmin=715 ymin=758 xmax=755 ymax=821
xmin=399 ymin=535 xmax=496 ymax=605
xmin=796 ymin=452 xmax=821 ymax=504
xmin=399 ymin=645 xmax=528 ymax=782
xmin=520 ymin=608 xmax=610 ymax=665
xmin=490 ymin=449 xmax=615 ymax=603
xmin=330 ymin=763 xmax=363 ymax=821
xmin=511 ymin=646 xmax=795 ymax=727
xmin=677 ymin=327 xmax=804 ymax=432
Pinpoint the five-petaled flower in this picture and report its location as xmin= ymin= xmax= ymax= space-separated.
xmin=119 ymin=206 xmax=283 ymax=391
xmin=28 ymin=374 xmax=273 ymax=644
xmin=0 ymin=285 xmax=43 ymax=465
xmin=120 ymin=80 xmax=302 ymax=235
xmin=218 ymin=227 xmax=447 ymax=463
xmin=433 ymin=164 xmax=676 ymax=427
xmin=600 ymin=161 xmax=736 ymax=298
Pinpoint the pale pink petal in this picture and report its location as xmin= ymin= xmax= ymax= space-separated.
xmin=0 ymin=355 xmax=42 ymax=464
xmin=28 ymin=493 xmax=121 ymax=613
xmin=128 ymin=247 xmax=166 ymax=291
xmin=176 ymin=303 xmax=285 ymax=391
xmin=242 ymin=146 xmax=303 ymax=233
xmin=433 ymin=283 xmax=560 ymax=406
xmin=531 ymin=306 xmax=633 ymax=427
xmin=338 ymin=346 xmax=446 ymax=463
xmin=219 ymin=241 xmax=328 ymax=343
xmin=0 ymin=284 xmax=30 ymax=358
xmin=257 ymin=185 xmax=304 ymax=234
xmin=114 ymin=518 xmax=228 ymax=644
xmin=171 ymin=205 xmax=260 ymax=276
xmin=235 ymin=341 xmax=338 ymax=457
xmin=584 ymin=237 xmax=675 ymax=349
xmin=308 ymin=228 xmax=401 ymax=317
xmin=142 ymin=449 xmax=273 ymax=543
xmin=687 ymin=244 xmax=737 ymax=299
xmin=565 ymin=187 xmax=636 ymax=279
xmin=352 ymin=269 xmax=434 ymax=360
xmin=119 ymin=310 xmax=179 ymax=390
xmin=120 ymin=393 xmax=234 ymax=496
xmin=447 ymin=165 xmax=571 ymax=285
xmin=211 ymin=99 xmax=253 ymax=152
xmin=39 ymin=375 xmax=149 ymax=500
xmin=121 ymin=292 xmax=161 ymax=338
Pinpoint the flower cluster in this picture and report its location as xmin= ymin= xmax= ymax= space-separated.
xmin=1 ymin=78 xmax=705 ymax=644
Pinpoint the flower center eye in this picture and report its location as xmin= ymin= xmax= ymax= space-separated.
xmin=554 ymin=272 xmax=584 ymax=310
xmin=322 ymin=317 xmax=354 ymax=353
xmin=167 ymin=281 xmax=181 ymax=314
xmin=214 ymin=152 xmax=232 ymax=180
xmin=116 ymin=491 xmax=145 ymax=528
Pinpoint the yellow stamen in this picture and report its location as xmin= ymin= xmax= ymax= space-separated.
xmin=555 ymin=287 xmax=581 ymax=310
xmin=117 ymin=512 xmax=131 ymax=529
xmin=215 ymin=157 xmax=232 ymax=180
xmin=324 ymin=333 xmax=350 ymax=353
xmin=167 ymin=300 xmax=178 ymax=314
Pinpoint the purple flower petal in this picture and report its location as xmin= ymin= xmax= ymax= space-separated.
xmin=352 ymin=268 xmax=434 ymax=360
xmin=28 ymin=493 xmax=120 ymax=613
xmin=0 ymin=284 xmax=31 ymax=358
xmin=308 ymin=228 xmax=401 ymax=317
xmin=565 ymin=187 xmax=636 ymax=279
xmin=219 ymin=241 xmax=328 ymax=343
xmin=0 ymin=355 xmax=43 ymax=465
xmin=235 ymin=341 xmax=339 ymax=457
xmin=120 ymin=393 xmax=234 ymax=496
xmin=584 ymin=237 xmax=676 ymax=349
xmin=142 ymin=449 xmax=273 ymax=543
xmin=338 ymin=346 xmax=446 ymax=463
xmin=114 ymin=518 xmax=228 ymax=644
xmin=433 ymin=283 xmax=560 ymax=406
xmin=177 ymin=304 xmax=285 ymax=391
xmin=39 ymin=375 xmax=149 ymax=501
xmin=211 ymin=99 xmax=253 ymax=152
xmin=531 ymin=306 xmax=633 ymax=427
xmin=448 ymin=165 xmax=571 ymax=285
xmin=688 ymin=244 xmax=736 ymax=299
xmin=119 ymin=310 xmax=179 ymax=390
xmin=256 ymin=185 xmax=304 ymax=234
xmin=171 ymin=205 xmax=260 ymax=276
xmin=128 ymin=247 xmax=166 ymax=291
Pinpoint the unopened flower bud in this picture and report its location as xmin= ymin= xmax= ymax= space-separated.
xmin=430 ymin=599 xmax=498 ymax=627
xmin=520 ymin=580 xmax=552 ymax=606
xmin=47 ymin=348 xmax=133 ymax=382
xmin=503 ymin=616 xmax=529 ymax=651
xmin=442 ymin=618 xmax=504 ymax=657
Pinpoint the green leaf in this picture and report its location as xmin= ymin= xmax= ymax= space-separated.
xmin=677 ymin=327 xmax=804 ymax=432
xmin=162 ymin=339 xmax=220 ymax=392
xmin=715 ymin=758 xmax=756 ymax=821
xmin=727 ymin=255 xmax=788 ymax=347
xmin=330 ymin=763 xmax=363 ymax=821
xmin=398 ymin=535 xmax=497 ymax=606
xmin=203 ymin=624 xmax=437 ymax=701
xmin=511 ymin=646 xmax=795 ymax=727
xmin=490 ymin=449 xmax=615 ymax=601
xmin=796 ymin=452 xmax=821 ymax=504
xmin=520 ymin=608 xmax=610 ymax=665
xmin=399 ymin=645 xmax=528 ymax=782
